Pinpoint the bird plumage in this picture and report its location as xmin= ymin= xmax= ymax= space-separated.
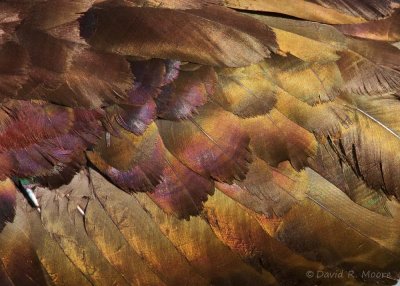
xmin=0 ymin=0 xmax=400 ymax=285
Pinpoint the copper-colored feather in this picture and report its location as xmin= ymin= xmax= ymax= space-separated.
xmin=0 ymin=179 xmax=16 ymax=232
xmin=336 ymin=10 xmax=400 ymax=42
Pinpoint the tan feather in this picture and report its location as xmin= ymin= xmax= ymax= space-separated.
xmin=211 ymin=63 xmax=277 ymax=117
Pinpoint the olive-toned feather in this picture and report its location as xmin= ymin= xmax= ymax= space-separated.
xmin=212 ymin=63 xmax=277 ymax=118
xmin=265 ymin=54 xmax=343 ymax=105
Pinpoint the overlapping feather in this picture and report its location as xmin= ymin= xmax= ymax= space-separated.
xmin=0 ymin=0 xmax=400 ymax=285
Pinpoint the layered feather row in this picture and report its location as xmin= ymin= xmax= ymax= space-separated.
xmin=0 ymin=0 xmax=400 ymax=285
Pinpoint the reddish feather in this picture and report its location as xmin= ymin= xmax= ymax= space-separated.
xmin=148 ymin=154 xmax=215 ymax=218
xmin=156 ymin=66 xmax=217 ymax=120
xmin=0 ymin=100 xmax=102 ymax=181
xmin=157 ymin=103 xmax=252 ymax=183
xmin=111 ymin=59 xmax=180 ymax=134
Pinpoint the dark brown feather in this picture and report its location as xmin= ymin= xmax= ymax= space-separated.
xmin=80 ymin=6 xmax=277 ymax=67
